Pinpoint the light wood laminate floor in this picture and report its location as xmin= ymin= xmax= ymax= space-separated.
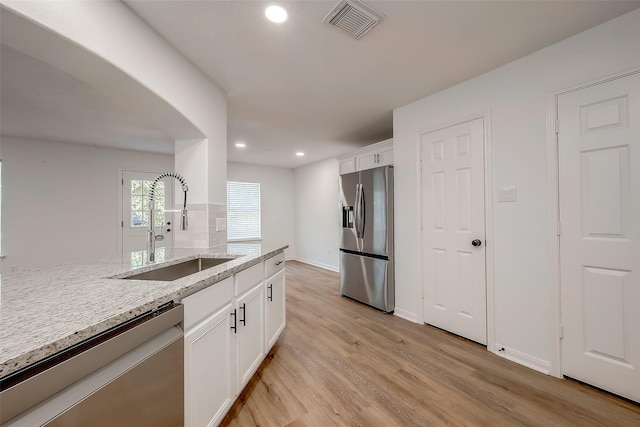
xmin=221 ymin=261 xmax=640 ymax=426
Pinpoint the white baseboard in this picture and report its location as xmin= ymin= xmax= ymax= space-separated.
xmin=293 ymin=257 xmax=339 ymax=273
xmin=393 ymin=308 xmax=418 ymax=323
xmin=494 ymin=344 xmax=552 ymax=375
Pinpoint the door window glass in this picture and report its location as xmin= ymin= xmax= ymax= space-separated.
xmin=130 ymin=180 xmax=165 ymax=227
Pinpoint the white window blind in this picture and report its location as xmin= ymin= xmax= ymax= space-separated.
xmin=227 ymin=181 xmax=261 ymax=241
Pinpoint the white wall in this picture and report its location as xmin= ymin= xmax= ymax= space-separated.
xmin=393 ymin=9 xmax=640 ymax=372
xmin=293 ymin=158 xmax=340 ymax=271
xmin=227 ymin=162 xmax=296 ymax=259
xmin=1 ymin=136 xmax=173 ymax=271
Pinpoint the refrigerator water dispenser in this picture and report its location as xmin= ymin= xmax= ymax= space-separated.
xmin=342 ymin=206 xmax=354 ymax=229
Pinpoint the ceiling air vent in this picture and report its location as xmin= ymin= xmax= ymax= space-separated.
xmin=322 ymin=0 xmax=385 ymax=40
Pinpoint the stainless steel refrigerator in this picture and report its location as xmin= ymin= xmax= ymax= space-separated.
xmin=339 ymin=165 xmax=394 ymax=313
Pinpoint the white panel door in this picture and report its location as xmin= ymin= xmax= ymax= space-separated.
xmin=559 ymin=72 xmax=640 ymax=402
xmin=122 ymin=171 xmax=173 ymax=260
xmin=421 ymin=118 xmax=486 ymax=344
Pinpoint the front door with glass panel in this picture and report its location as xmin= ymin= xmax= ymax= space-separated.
xmin=122 ymin=171 xmax=174 ymax=262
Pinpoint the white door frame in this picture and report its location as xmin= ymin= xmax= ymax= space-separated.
xmin=416 ymin=111 xmax=496 ymax=352
xmin=545 ymin=65 xmax=640 ymax=378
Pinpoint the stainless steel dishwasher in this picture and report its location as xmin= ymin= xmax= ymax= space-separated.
xmin=1 ymin=303 xmax=184 ymax=426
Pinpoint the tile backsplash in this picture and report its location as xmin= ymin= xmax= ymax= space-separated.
xmin=174 ymin=203 xmax=227 ymax=248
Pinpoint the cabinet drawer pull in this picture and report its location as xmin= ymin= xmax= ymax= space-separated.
xmin=230 ymin=309 xmax=237 ymax=333
xmin=275 ymin=261 xmax=283 ymax=266
xmin=267 ymin=284 xmax=273 ymax=302
xmin=239 ymin=303 xmax=246 ymax=326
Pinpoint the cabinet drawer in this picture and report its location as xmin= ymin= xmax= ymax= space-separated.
xmin=264 ymin=252 xmax=285 ymax=278
xmin=235 ymin=262 xmax=264 ymax=295
xmin=182 ymin=277 xmax=234 ymax=331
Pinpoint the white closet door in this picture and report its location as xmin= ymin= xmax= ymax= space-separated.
xmin=559 ymin=72 xmax=640 ymax=402
xmin=421 ymin=118 xmax=486 ymax=344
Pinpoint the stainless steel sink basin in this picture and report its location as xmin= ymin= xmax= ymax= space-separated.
xmin=122 ymin=257 xmax=236 ymax=281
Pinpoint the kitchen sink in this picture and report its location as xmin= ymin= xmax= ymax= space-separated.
xmin=122 ymin=257 xmax=236 ymax=281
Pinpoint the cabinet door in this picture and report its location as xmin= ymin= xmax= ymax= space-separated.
xmin=236 ymin=283 xmax=265 ymax=390
xmin=356 ymin=151 xmax=377 ymax=171
xmin=265 ymin=269 xmax=286 ymax=349
xmin=339 ymin=157 xmax=356 ymax=175
xmin=184 ymin=302 xmax=235 ymax=427
xmin=377 ymin=145 xmax=394 ymax=166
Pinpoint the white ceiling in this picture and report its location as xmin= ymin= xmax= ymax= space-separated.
xmin=2 ymin=1 xmax=640 ymax=168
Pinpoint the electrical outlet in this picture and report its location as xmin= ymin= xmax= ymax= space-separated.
xmin=216 ymin=217 xmax=227 ymax=232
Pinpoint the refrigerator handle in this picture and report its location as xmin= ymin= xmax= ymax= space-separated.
xmin=354 ymin=184 xmax=362 ymax=238
xmin=358 ymin=184 xmax=366 ymax=239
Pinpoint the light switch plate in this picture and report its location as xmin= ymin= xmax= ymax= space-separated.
xmin=216 ymin=217 xmax=227 ymax=231
xmin=497 ymin=186 xmax=517 ymax=202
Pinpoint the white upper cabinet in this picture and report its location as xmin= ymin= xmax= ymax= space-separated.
xmin=338 ymin=138 xmax=393 ymax=175
xmin=339 ymin=157 xmax=357 ymax=175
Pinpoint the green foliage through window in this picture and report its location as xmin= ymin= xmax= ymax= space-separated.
xmin=131 ymin=180 xmax=165 ymax=227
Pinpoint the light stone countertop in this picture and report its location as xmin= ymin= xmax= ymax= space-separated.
xmin=0 ymin=243 xmax=288 ymax=379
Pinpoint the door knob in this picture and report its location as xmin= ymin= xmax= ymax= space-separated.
xmin=471 ymin=239 xmax=482 ymax=247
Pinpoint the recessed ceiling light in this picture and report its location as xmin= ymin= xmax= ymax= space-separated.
xmin=265 ymin=5 xmax=288 ymax=23
xmin=235 ymin=142 xmax=246 ymax=148
xmin=296 ymin=152 xmax=305 ymax=157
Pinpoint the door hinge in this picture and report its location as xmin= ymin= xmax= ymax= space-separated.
xmin=557 ymin=222 xmax=561 ymax=236
xmin=559 ymin=325 xmax=564 ymax=340
xmin=121 ymin=221 xmax=124 ymax=228
xmin=122 ymin=178 xmax=124 ymax=185
xmin=555 ymin=119 xmax=559 ymax=134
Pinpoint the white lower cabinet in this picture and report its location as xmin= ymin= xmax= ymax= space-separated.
xmin=265 ymin=269 xmax=286 ymax=349
xmin=184 ymin=302 xmax=235 ymax=427
xmin=235 ymin=283 xmax=265 ymax=390
xmin=182 ymin=252 xmax=286 ymax=426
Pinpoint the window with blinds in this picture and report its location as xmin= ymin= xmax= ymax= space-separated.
xmin=227 ymin=181 xmax=261 ymax=241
